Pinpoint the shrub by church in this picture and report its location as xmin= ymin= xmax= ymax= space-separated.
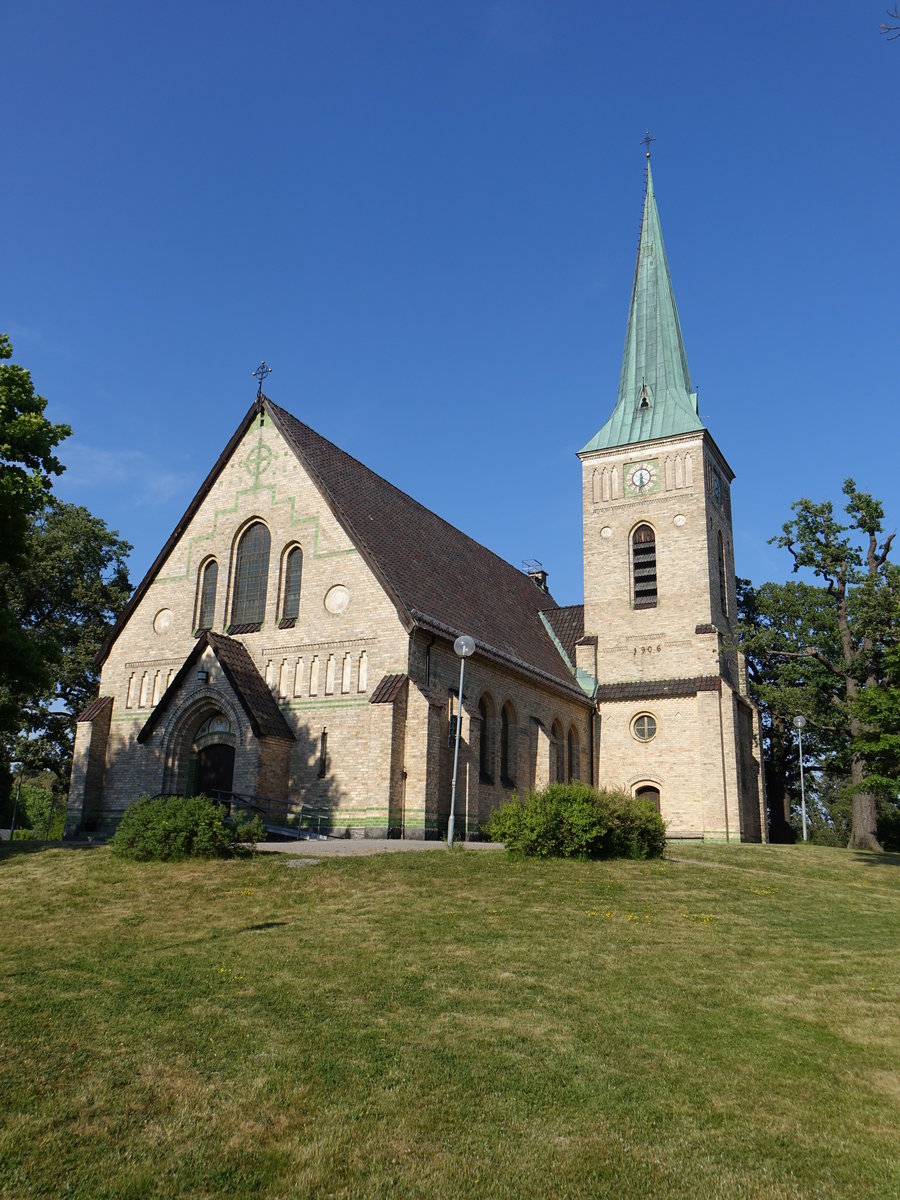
xmin=68 ymin=159 xmax=766 ymax=841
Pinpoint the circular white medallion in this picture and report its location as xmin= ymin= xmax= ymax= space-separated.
xmin=153 ymin=608 xmax=173 ymax=634
xmin=600 ymin=526 xmax=612 ymax=539
xmin=324 ymin=584 xmax=350 ymax=614
xmin=673 ymin=515 xmax=686 ymax=527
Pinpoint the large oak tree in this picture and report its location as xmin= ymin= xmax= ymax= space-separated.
xmin=747 ymin=480 xmax=898 ymax=851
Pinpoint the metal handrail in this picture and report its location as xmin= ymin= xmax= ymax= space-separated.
xmin=149 ymin=791 xmax=331 ymax=840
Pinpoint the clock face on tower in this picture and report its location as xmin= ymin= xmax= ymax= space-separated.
xmin=624 ymin=458 xmax=660 ymax=497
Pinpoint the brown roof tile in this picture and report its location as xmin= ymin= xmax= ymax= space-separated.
xmin=370 ymin=674 xmax=408 ymax=704
xmin=76 ymin=695 xmax=113 ymax=723
xmin=138 ymin=632 xmax=295 ymax=743
xmin=543 ymin=604 xmax=584 ymax=663
xmin=268 ymin=401 xmax=585 ymax=699
xmin=99 ymin=397 xmax=585 ymax=703
xmin=597 ymin=676 xmax=721 ymax=702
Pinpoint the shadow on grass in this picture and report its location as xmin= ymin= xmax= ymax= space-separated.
xmin=0 ymin=840 xmax=102 ymax=860
xmin=852 ymin=851 xmax=900 ymax=868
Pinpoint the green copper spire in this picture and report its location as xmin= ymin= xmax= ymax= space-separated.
xmin=581 ymin=155 xmax=703 ymax=454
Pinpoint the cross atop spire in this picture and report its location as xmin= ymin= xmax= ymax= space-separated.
xmin=580 ymin=152 xmax=704 ymax=454
xmin=640 ymin=129 xmax=655 ymax=158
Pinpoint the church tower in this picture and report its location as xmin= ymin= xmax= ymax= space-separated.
xmin=577 ymin=151 xmax=766 ymax=841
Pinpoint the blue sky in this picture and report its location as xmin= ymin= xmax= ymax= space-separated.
xmin=3 ymin=1 xmax=898 ymax=606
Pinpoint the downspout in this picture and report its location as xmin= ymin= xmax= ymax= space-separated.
xmin=717 ymin=688 xmax=731 ymax=842
xmin=423 ymin=632 xmax=436 ymax=688
xmin=589 ymin=708 xmax=597 ymax=787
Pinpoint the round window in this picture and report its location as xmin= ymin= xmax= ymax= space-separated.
xmin=324 ymin=584 xmax=350 ymax=614
xmin=632 ymin=713 xmax=657 ymax=742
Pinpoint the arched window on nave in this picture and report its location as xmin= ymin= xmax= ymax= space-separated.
xmin=195 ymin=558 xmax=218 ymax=632
xmin=280 ymin=545 xmax=303 ymax=625
xmin=230 ymin=521 xmax=271 ymax=627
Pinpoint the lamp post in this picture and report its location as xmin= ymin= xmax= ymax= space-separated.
xmin=448 ymin=635 xmax=476 ymax=847
xmin=792 ymin=715 xmax=808 ymax=842
xmin=8 ymin=762 xmax=24 ymax=841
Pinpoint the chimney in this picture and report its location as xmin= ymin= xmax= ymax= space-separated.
xmin=522 ymin=559 xmax=549 ymax=594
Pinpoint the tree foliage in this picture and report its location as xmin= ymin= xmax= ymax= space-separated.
xmin=852 ymin=641 xmax=900 ymax=799
xmin=0 ymin=335 xmax=131 ymax=814
xmin=0 ymin=335 xmax=72 ymax=716
xmin=737 ymin=578 xmax=842 ymax=841
xmin=0 ymin=334 xmax=70 ymax=567
xmin=741 ymin=480 xmax=898 ymax=851
xmin=881 ymin=5 xmax=900 ymax=40
xmin=0 ymin=501 xmax=132 ymax=798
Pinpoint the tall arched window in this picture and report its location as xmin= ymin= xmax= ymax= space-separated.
xmin=567 ymin=727 xmax=580 ymax=782
xmin=280 ymin=545 xmax=303 ymax=625
xmin=195 ymin=559 xmax=218 ymax=632
xmin=551 ymin=719 xmax=565 ymax=784
xmin=230 ymin=522 xmax=271 ymax=627
xmin=478 ymin=695 xmax=494 ymax=782
xmin=718 ymin=531 xmax=728 ymax=616
xmin=632 ymin=524 xmax=658 ymax=608
xmin=500 ymin=702 xmax=516 ymax=786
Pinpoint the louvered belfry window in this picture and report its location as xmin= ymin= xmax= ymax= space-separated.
xmin=196 ymin=559 xmax=218 ymax=631
xmin=632 ymin=524 xmax=658 ymax=608
xmin=231 ymin=522 xmax=271 ymax=626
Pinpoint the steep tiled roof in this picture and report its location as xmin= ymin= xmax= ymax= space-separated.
xmin=138 ymin=632 xmax=295 ymax=743
xmin=370 ymin=674 xmax=408 ymax=704
xmin=98 ymin=396 xmax=585 ymax=702
xmin=76 ymin=695 xmax=113 ymax=723
xmin=543 ymin=604 xmax=584 ymax=664
xmin=597 ymin=676 xmax=721 ymax=702
xmin=206 ymin=633 xmax=295 ymax=739
xmin=268 ymin=401 xmax=585 ymax=698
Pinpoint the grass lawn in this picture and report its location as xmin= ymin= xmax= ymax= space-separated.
xmin=0 ymin=841 xmax=898 ymax=1200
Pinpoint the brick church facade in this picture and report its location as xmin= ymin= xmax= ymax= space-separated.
xmin=67 ymin=158 xmax=766 ymax=842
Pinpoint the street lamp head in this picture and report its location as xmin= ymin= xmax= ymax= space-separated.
xmin=792 ymin=715 xmax=807 ymax=730
xmin=454 ymin=635 xmax=476 ymax=658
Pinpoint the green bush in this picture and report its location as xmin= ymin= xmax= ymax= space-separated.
xmin=807 ymin=827 xmax=845 ymax=848
xmin=487 ymin=783 xmax=666 ymax=860
xmin=111 ymin=794 xmax=264 ymax=861
xmin=9 ymin=785 xmax=67 ymax=841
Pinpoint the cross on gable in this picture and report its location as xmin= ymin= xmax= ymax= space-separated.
xmin=252 ymin=361 xmax=272 ymax=397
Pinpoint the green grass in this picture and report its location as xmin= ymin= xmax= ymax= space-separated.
xmin=0 ymin=842 xmax=898 ymax=1199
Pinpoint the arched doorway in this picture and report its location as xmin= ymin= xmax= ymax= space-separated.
xmin=187 ymin=712 xmax=236 ymax=797
xmin=197 ymin=744 xmax=235 ymax=795
xmin=635 ymin=784 xmax=661 ymax=812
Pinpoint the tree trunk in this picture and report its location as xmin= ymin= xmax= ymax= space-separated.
xmin=765 ymin=714 xmax=794 ymax=843
xmin=848 ymin=750 xmax=882 ymax=851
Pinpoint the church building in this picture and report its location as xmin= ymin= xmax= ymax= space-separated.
xmin=67 ymin=157 xmax=766 ymax=842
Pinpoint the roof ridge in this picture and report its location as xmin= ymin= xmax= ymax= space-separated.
xmin=267 ymin=399 xmax=562 ymax=607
